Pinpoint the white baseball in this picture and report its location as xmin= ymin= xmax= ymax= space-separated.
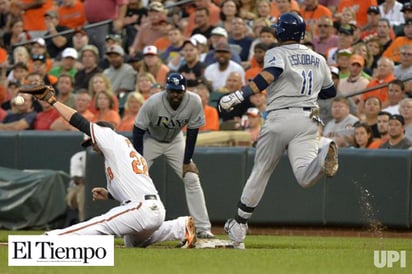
xmin=14 ymin=95 xmax=25 ymax=105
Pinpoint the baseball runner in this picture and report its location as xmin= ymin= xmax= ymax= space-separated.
xmin=19 ymin=85 xmax=196 ymax=248
xmin=218 ymin=13 xmax=339 ymax=247
xmin=132 ymin=73 xmax=214 ymax=239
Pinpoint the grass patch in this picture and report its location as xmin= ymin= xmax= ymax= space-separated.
xmin=0 ymin=230 xmax=411 ymax=274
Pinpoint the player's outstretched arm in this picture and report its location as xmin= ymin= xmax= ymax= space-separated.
xmin=19 ymin=84 xmax=92 ymax=135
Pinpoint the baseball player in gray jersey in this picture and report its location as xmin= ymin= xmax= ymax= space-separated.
xmin=218 ymin=13 xmax=339 ymax=247
xmin=133 ymin=73 xmax=214 ymax=239
xmin=19 ymin=85 xmax=196 ymax=248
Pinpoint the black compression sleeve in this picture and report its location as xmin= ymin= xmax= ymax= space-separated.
xmin=184 ymin=128 xmax=198 ymax=164
xmin=69 ymin=112 xmax=91 ymax=135
xmin=318 ymin=85 xmax=337 ymax=99
xmin=132 ymin=126 xmax=146 ymax=155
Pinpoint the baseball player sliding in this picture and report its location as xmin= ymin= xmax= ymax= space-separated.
xmin=132 ymin=73 xmax=214 ymax=239
xmin=218 ymin=13 xmax=339 ymax=248
xmin=18 ymin=86 xmax=196 ymax=248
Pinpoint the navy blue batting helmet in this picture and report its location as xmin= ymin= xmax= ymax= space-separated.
xmin=275 ymin=12 xmax=306 ymax=42
xmin=166 ymin=73 xmax=186 ymax=92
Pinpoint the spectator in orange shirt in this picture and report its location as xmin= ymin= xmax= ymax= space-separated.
xmin=140 ymin=45 xmax=169 ymax=87
xmin=28 ymin=38 xmax=53 ymax=72
xmin=248 ymin=26 xmax=276 ymax=68
xmin=58 ymin=0 xmax=86 ymax=29
xmin=88 ymin=73 xmax=119 ymax=115
xmin=50 ymin=89 xmax=95 ymax=131
xmin=360 ymin=6 xmax=381 ymax=40
xmin=300 ymin=0 xmax=333 ymax=36
xmin=193 ymin=84 xmax=219 ymax=131
xmin=34 ymin=100 xmax=60 ymax=130
xmin=154 ymin=20 xmax=174 ymax=56
xmin=118 ymin=92 xmax=145 ymax=132
xmin=16 ymin=0 xmax=54 ymax=38
xmin=92 ymin=89 xmax=121 ymax=129
xmin=369 ymin=111 xmax=391 ymax=148
xmin=383 ymin=18 xmax=412 ymax=63
xmin=337 ymin=0 xmax=378 ymax=28
xmin=361 ymin=57 xmax=396 ymax=109
xmin=184 ymin=0 xmax=221 ymax=38
xmin=245 ymin=42 xmax=268 ymax=83
xmin=135 ymin=72 xmax=157 ymax=100
xmin=270 ymin=0 xmax=300 ymax=20
xmin=129 ymin=1 xmax=168 ymax=55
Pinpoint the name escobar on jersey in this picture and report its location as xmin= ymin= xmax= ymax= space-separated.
xmin=288 ymin=54 xmax=320 ymax=67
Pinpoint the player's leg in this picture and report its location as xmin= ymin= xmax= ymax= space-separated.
xmin=139 ymin=216 xmax=196 ymax=248
xmin=226 ymin=115 xmax=289 ymax=244
xmin=143 ymin=137 xmax=166 ymax=168
xmin=288 ymin=121 xmax=337 ymax=188
xmin=165 ymin=133 xmax=213 ymax=237
xmin=46 ymin=200 xmax=164 ymax=238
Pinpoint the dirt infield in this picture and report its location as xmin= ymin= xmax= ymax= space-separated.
xmin=212 ymin=225 xmax=412 ymax=239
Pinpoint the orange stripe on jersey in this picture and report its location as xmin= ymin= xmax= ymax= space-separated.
xmin=58 ymin=202 xmax=143 ymax=235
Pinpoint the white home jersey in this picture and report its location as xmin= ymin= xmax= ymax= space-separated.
xmin=135 ymin=91 xmax=205 ymax=143
xmin=264 ymin=44 xmax=334 ymax=111
xmin=89 ymin=123 xmax=158 ymax=202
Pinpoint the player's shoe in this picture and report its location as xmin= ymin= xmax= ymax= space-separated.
xmin=224 ymin=218 xmax=248 ymax=246
xmin=181 ymin=216 xmax=197 ymax=248
xmin=197 ymin=230 xmax=215 ymax=239
xmin=323 ymin=142 xmax=338 ymax=177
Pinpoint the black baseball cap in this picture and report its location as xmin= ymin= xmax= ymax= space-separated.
xmin=338 ymin=25 xmax=354 ymax=35
xmin=81 ymin=121 xmax=115 ymax=147
xmin=389 ymin=114 xmax=405 ymax=125
xmin=367 ymin=6 xmax=380 ymax=14
xmin=402 ymin=2 xmax=412 ymax=12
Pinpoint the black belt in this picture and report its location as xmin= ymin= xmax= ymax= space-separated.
xmin=144 ymin=194 xmax=157 ymax=200
xmin=123 ymin=195 xmax=157 ymax=204
xmin=268 ymin=107 xmax=312 ymax=113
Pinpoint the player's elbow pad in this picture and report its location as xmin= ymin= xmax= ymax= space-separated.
xmin=318 ymin=85 xmax=336 ymax=99
xmin=132 ymin=126 xmax=146 ymax=155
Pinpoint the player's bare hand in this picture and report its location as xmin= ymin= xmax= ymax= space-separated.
xmin=218 ymin=90 xmax=244 ymax=112
xmin=183 ymin=161 xmax=199 ymax=177
xmin=92 ymin=187 xmax=108 ymax=201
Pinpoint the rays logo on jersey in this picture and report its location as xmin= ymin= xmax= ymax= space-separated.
xmin=156 ymin=116 xmax=188 ymax=129
xmin=268 ymin=56 xmax=276 ymax=65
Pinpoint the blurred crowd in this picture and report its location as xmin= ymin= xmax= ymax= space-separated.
xmin=0 ymin=0 xmax=412 ymax=149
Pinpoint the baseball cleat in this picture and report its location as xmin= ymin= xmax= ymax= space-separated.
xmin=181 ymin=216 xmax=197 ymax=248
xmin=224 ymin=218 xmax=248 ymax=245
xmin=197 ymin=230 xmax=215 ymax=239
xmin=323 ymin=142 xmax=338 ymax=177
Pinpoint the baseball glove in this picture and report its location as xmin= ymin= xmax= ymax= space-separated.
xmin=19 ymin=84 xmax=57 ymax=105
xmin=183 ymin=161 xmax=199 ymax=177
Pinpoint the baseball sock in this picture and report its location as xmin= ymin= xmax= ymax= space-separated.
xmin=235 ymin=201 xmax=255 ymax=224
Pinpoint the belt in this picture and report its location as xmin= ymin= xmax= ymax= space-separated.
xmin=268 ymin=107 xmax=312 ymax=113
xmin=144 ymin=194 xmax=157 ymax=200
xmin=123 ymin=195 xmax=157 ymax=204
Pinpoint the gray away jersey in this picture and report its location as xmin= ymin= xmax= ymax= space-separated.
xmin=264 ymin=44 xmax=334 ymax=111
xmin=135 ymin=91 xmax=205 ymax=143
